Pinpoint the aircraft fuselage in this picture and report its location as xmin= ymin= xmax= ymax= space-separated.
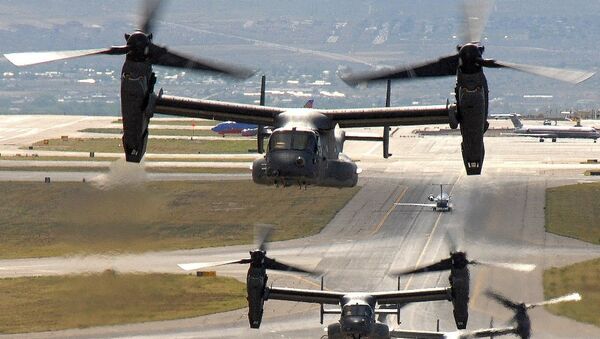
xmin=252 ymin=109 xmax=358 ymax=188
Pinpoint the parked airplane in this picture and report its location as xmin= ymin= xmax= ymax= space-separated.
xmin=395 ymin=184 xmax=452 ymax=212
xmin=490 ymin=113 xmax=521 ymax=120
xmin=217 ymin=100 xmax=314 ymax=137
xmin=510 ymin=114 xmax=600 ymax=142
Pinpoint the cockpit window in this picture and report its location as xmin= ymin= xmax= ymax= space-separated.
xmin=269 ymin=131 xmax=316 ymax=151
xmin=342 ymin=305 xmax=372 ymax=317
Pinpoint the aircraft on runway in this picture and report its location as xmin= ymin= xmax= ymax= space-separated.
xmin=339 ymin=0 xmax=594 ymax=176
xmin=395 ymin=184 xmax=453 ymax=212
xmin=390 ymin=290 xmax=581 ymax=339
xmin=4 ymin=1 xmax=461 ymax=189
xmin=178 ymin=227 xmax=471 ymax=338
xmin=211 ymin=100 xmax=314 ymax=136
xmin=509 ymin=114 xmax=600 ymax=143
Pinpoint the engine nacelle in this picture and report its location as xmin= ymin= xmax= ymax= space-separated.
xmin=120 ymin=60 xmax=156 ymax=163
xmin=457 ymin=86 xmax=485 ymax=176
xmin=247 ymin=268 xmax=267 ymax=328
xmin=449 ymin=267 xmax=470 ymax=329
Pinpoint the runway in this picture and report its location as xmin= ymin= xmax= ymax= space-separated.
xmin=1 ymin=117 xmax=600 ymax=338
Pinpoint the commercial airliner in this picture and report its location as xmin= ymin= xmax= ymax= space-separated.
xmin=510 ymin=114 xmax=599 ymax=142
xmin=212 ymin=100 xmax=314 ymax=136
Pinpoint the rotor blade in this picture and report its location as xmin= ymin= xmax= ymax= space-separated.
xmin=254 ymin=224 xmax=273 ymax=252
xmin=471 ymin=260 xmax=536 ymax=272
xmin=390 ymin=258 xmax=453 ymax=276
xmin=527 ymin=292 xmax=581 ymax=309
xmin=148 ymin=44 xmax=255 ymax=79
xmin=263 ymin=257 xmax=317 ymax=275
xmin=446 ymin=231 xmax=461 ymax=253
xmin=483 ymin=60 xmax=595 ymax=84
xmin=339 ymin=54 xmax=459 ymax=86
xmin=140 ymin=0 xmax=164 ymax=33
xmin=4 ymin=47 xmax=128 ymax=67
xmin=485 ymin=290 xmax=520 ymax=310
xmin=461 ymin=0 xmax=495 ymax=44
xmin=177 ymin=258 xmax=251 ymax=271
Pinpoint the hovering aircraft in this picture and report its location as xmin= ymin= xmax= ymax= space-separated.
xmin=390 ymin=233 xmax=536 ymax=331
xmin=339 ymin=0 xmax=594 ymax=176
xmin=212 ymin=100 xmax=314 ymax=136
xmin=5 ymin=0 xmax=459 ymax=188
xmin=390 ymin=290 xmax=581 ymax=339
xmin=178 ymin=227 xmax=471 ymax=338
xmin=510 ymin=114 xmax=600 ymax=143
xmin=395 ymin=184 xmax=452 ymax=212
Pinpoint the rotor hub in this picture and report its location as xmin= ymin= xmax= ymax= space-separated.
xmin=126 ymin=31 xmax=152 ymax=61
xmin=451 ymin=252 xmax=469 ymax=269
xmin=458 ymin=44 xmax=484 ymax=73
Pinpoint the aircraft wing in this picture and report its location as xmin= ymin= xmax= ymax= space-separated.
xmin=394 ymin=203 xmax=437 ymax=208
xmin=155 ymin=93 xmax=453 ymax=128
xmin=322 ymin=104 xmax=453 ymax=128
xmin=371 ymin=287 xmax=451 ymax=304
xmin=513 ymin=132 xmax=558 ymax=138
xmin=155 ymin=95 xmax=284 ymax=125
xmin=389 ymin=329 xmax=446 ymax=338
xmin=390 ymin=327 xmax=516 ymax=338
xmin=265 ymin=287 xmax=344 ymax=305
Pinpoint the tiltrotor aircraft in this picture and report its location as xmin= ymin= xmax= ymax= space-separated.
xmin=340 ymin=0 xmax=594 ymax=175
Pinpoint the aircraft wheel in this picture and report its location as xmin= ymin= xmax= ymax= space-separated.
xmin=539 ymin=138 xmax=544 ymax=142
xmin=433 ymin=207 xmax=436 ymax=211
xmin=552 ymin=138 xmax=557 ymax=142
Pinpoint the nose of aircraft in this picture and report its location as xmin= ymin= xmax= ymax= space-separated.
xmin=341 ymin=316 xmax=370 ymax=335
xmin=267 ymin=151 xmax=316 ymax=178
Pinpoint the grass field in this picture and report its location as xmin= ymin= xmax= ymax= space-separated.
xmin=543 ymin=257 xmax=600 ymax=327
xmin=80 ymin=128 xmax=216 ymax=137
xmin=545 ymin=182 xmax=600 ymax=244
xmin=27 ymin=138 xmax=256 ymax=154
xmin=1 ymin=155 xmax=254 ymax=162
xmin=0 ymin=271 xmax=245 ymax=334
xmin=112 ymin=119 xmax=216 ymax=126
xmin=0 ymin=181 xmax=359 ymax=258
xmin=0 ymin=166 xmax=248 ymax=174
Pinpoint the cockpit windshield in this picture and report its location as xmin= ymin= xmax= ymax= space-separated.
xmin=342 ymin=305 xmax=373 ymax=317
xmin=269 ymin=130 xmax=316 ymax=151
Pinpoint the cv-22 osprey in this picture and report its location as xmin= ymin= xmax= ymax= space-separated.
xmin=4 ymin=0 xmax=460 ymax=189
xmin=178 ymin=227 xmax=471 ymax=339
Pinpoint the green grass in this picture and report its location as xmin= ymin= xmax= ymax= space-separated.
xmin=0 ymin=155 xmax=119 ymax=162
xmin=543 ymin=258 xmax=600 ymax=327
xmin=1 ymin=155 xmax=254 ymax=162
xmin=0 ymin=181 xmax=359 ymax=259
xmin=112 ymin=119 xmax=216 ymax=126
xmin=26 ymin=138 xmax=257 ymax=154
xmin=80 ymin=128 xmax=216 ymax=137
xmin=0 ymin=270 xmax=245 ymax=334
xmin=0 ymin=166 xmax=248 ymax=174
xmin=545 ymin=182 xmax=600 ymax=244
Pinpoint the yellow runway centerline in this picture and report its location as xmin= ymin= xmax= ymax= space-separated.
xmin=370 ymin=186 xmax=408 ymax=236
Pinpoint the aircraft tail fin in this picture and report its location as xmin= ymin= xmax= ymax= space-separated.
xmin=509 ymin=114 xmax=523 ymax=129
xmin=303 ymin=99 xmax=314 ymax=108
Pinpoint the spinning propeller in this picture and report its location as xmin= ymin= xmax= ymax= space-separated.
xmin=340 ymin=0 xmax=593 ymax=86
xmin=389 ymin=232 xmax=535 ymax=277
xmin=178 ymin=225 xmax=316 ymax=275
xmin=484 ymin=290 xmax=581 ymax=339
xmin=4 ymin=0 xmax=254 ymax=79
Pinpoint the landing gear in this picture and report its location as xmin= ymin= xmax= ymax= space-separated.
xmin=539 ymin=138 xmax=544 ymax=142
xmin=552 ymin=138 xmax=557 ymax=142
